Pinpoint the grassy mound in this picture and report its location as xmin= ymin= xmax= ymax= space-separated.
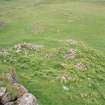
xmin=0 ymin=40 xmax=105 ymax=105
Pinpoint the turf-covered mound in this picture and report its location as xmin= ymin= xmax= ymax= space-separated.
xmin=0 ymin=39 xmax=105 ymax=105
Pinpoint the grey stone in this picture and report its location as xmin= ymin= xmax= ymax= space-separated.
xmin=16 ymin=93 xmax=37 ymax=105
xmin=64 ymin=48 xmax=76 ymax=60
xmin=0 ymin=87 xmax=6 ymax=98
xmin=4 ymin=102 xmax=15 ymax=105
xmin=1 ymin=92 xmax=12 ymax=104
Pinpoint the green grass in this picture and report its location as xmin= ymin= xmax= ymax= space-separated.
xmin=0 ymin=40 xmax=105 ymax=105
xmin=0 ymin=0 xmax=105 ymax=51
xmin=0 ymin=0 xmax=105 ymax=105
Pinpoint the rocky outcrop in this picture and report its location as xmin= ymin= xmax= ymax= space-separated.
xmin=14 ymin=43 xmax=43 ymax=53
xmin=0 ymin=86 xmax=38 ymax=105
xmin=0 ymin=71 xmax=38 ymax=105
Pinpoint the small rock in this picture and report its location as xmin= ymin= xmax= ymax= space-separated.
xmin=14 ymin=43 xmax=43 ymax=51
xmin=0 ymin=87 xmax=6 ymax=98
xmin=0 ymin=49 xmax=8 ymax=56
xmin=64 ymin=48 xmax=76 ymax=60
xmin=27 ymin=44 xmax=43 ymax=50
xmin=16 ymin=93 xmax=37 ymax=105
xmin=63 ymin=86 xmax=69 ymax=91
xmin=66 ymin=39 xmax=78 ymax=45
xmin=75 ymin=63 xmax=86 ymax=71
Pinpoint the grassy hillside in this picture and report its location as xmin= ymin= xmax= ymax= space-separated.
xmin=0 ymin=0 xmax=105 ymax=51
xmin=0 ymin=40 xmax=105 ymax=105
xmin=0 ymin=0 xmax=105 ymax=105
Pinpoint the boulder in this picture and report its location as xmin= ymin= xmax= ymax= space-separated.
xmin=16 ymin=93 xmax=37 ymax=105
xmin=0 ymin=71 xmax=38 ymax=105
xmin=0 ymin=86 xmax=37 ymax=105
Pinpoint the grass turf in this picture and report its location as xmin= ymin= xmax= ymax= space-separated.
xmin=0 ymin=0 xmax=105 ymax=105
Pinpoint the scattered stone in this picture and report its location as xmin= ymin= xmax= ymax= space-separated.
xmin=61 ymin=74 xmax=71 ymax=83
xmin=66 ymin=39 xmax=78 ymax=45
xmin=27 ymin=43 xmax=43 ymax=50
xmin=14 ymin=42 xmax=43 ymax=52
xmin=63 ymin=86 xmax=69 ymax=91
xmin=64 ymin=48 xmax=76 ymax=60
xmin=80 ymin=93 xmax=88 ymax=98
xmin=60 ymin=73 xmax=71 ymax=91
xmin=75 ymin=63 xmax=86 ymax=71
xmin=0 ymin=49 xmax=8 ymax=56
xmin=14 ymin=44 xmax=22 ymax=53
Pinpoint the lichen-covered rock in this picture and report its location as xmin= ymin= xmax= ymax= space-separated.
xmin=0 ymin=71 xmax=38 ymax=105
xmin=16 ymin=93 xmax=37 ymax=105
xmin=64 ymin=48 xmax=76 ymax=60
xmin=4 ymin=102 xmax=15 ymax=105
xmin=0 ymin=87 xmax=6 ymax=98
xmin=75 ymin=63 xmax=87 ymax=71
xmin=1 ymin=92 xmax=12 ymax=104
xmin=14 ymin=43 xmax=43 ymax=52
xmin=0 ymin=86 xmax=37 ymax=105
